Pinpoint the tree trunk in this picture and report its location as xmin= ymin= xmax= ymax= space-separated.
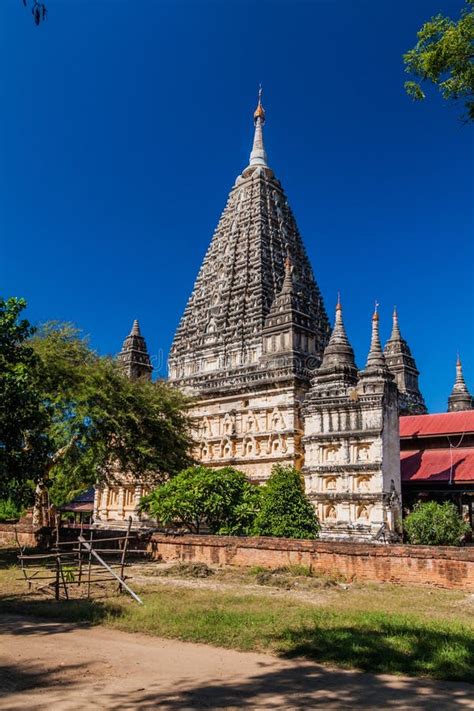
xmin=32 ymin=478 xmax=48 ymax=528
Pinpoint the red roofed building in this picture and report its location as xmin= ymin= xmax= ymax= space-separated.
xmin=400 ymin=411 xmax=474 ymax=528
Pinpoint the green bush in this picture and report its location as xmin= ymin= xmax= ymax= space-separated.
xmin=252 ymin=465 xmax=320 ymax=539
xmin=404 ymin=501 xmax=470 ymax=546
xmin=0 ymin=498 xmax=22 ymax=522
xmin=140 ymin=465 xmax=260 ymax=535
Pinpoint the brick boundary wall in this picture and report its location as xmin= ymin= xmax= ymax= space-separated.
xmin=0 ymin=523 xmax=44 ymax=548
xmin=148 ymin=534 xmax=474 ymax=591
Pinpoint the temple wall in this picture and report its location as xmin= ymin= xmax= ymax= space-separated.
xmin=302 ymin=378 xmax=402 ymax=542
xmin=190 ymin=384 xmax=306 ymax=481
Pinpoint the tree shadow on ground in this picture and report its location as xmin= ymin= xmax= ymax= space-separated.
xmin=102 ymin=664 xmax=474 ymax=710
xmin=0 ymin=598 xmax=122 ymax=632
xmin=0 ymin=661 xmax=87 ymax=695
xmin=272 ymin=617 xmax=474 ymax=683
xmin=0 ymin=546 xmax=21 ymax=569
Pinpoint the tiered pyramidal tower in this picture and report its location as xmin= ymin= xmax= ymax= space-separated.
xmin=448 ymin=356 xmax=474 ymax=412
xmin=383 ymin=308 xmax=426 ymax=415
xmin=169 ymin=90 xmax=330 ymax=479
xmin=117 ymin=320 xmax=153 ymax=381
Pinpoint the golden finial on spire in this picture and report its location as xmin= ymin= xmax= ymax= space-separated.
xmin=373 ymin=300 xmax=379 ymax=321
xmin=336 ymin=291 xmax=341 ymax=311
xmin=254 ymin=84 xmax=265 ymax=124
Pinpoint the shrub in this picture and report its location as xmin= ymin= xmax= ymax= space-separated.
xmin=252 ymin=465 xmax=320 ymax=539
xmin=140 ymin=465 xmax=261 ymax=535
xmin=404 ymin=501 xmax=470 ymax=546
xmin=0 ymin=498 xmax=22 ymax=522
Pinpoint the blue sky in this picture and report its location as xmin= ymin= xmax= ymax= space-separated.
xmin=1 ymin=0 xmax=473 ymax=413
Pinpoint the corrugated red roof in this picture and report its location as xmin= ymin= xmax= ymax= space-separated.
xmin=400 ymin=411 xmax=474 ymax=438
xmin=401 ymin=448 xmax=474 ymax=483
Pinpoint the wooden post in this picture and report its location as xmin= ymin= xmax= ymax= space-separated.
xmin=77 ymin=521 xmax=83 ymax=584
xmin=86 ymin=529 xmax=93 ymax=599
xmin=55 ymin=555 xmax=60 ymax=601
xmin=59 ymin=557 xmax=69 ymax=599
xmin=14 ymin=527 xmax=30 ymax=591
xmin=118 ymin=517 xmax=132 ymax=593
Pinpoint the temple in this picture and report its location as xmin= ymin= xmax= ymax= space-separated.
xmin=94 ymin=91 xmax=473 ymax=539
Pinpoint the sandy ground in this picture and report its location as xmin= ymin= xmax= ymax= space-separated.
xmin=0 ymin=615 xmax=473 ymax=710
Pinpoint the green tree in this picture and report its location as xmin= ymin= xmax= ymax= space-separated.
xmin=30 ymin=322 xmax=193 ymax=522
xmin=140 ymin=465 xmax=261 ymax=535
xmin=0 ymin=297 xmax=50 ymax=508
xmin=252 ymin=465 xmax=320 ymax=539
xmin=404 ymin=0 xmax=474 ymax=121
xmin=404 ymin=501 xmax=470 ymax=546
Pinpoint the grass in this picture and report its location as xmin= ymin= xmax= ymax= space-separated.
xmin=1 ymin=552 xmax=473 ymax=683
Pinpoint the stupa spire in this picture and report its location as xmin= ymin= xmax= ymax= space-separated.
xmin=390 ymin=307 xmax=401 ymax=341
xmin=454 ymin=355 xmax=467 ymax=389
xmin=320 ymin=295 xmax=356 ymax=370
xmin=448 ymin=355 xmax=473 ymax=412
xmin=131 ymin=319 xmax=141 ymax=336
xmin=383 ymin=307 xmax=426 ymax=414
xmin=249 ymin=86 xmax=268 ymax=167
xmin=364 ymin=302 xmax=387 ymax=371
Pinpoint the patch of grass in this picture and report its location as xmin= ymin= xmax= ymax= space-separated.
xmin=273 ymin=564 xmax=312 ymax=577
xmin=248 ymin=565 xmax=267 ymax=575
xmin=161 ymin=562 xmax=214 ymax=578
xmin=1 ymin=574 xmax=473 ymax=683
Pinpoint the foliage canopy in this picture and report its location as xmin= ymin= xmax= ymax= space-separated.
xmin=140 ymin=466 xmax=260 ymax=535
xmin=30 ymin=322 xmax=193 ymax=507
xmin=252 ymin=465 xmax=320 ymax=539
xmin=404 ymin=501 xmax=470 ymax=546
xmin=0 ymin=297 xmax=50 ymax=506
xmin=404 ymin=0 xmax=474 ymax=121
xmin=0 ymin=298 xmax=193 ymax=512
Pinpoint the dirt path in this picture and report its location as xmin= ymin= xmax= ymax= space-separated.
xmin=0 ymin=615 xmax=472 ymax=710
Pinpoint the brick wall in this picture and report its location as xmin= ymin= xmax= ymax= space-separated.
xmin=0 ymin=523 xmax=42 ymax=548
xmin=148 ymin=534 xmax=474 ymax=591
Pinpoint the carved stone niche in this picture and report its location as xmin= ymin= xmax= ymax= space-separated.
xmin=220 ymin=438 xmax=234 ymax=458
xmin=356 ymin=475 xmax=371 ymax=492
xmin=324 ymin=445 xmax=339 ymax=463
xmin=271 ymin=408 xmax=284 ymax=431
xmin=223 ymin=412 xmax=235 ymax=436
xmin=200 ymin=441 xmax=212 ymax=460
xmin=246 ymin=410 xmax=257 ymax=432
xmin=243 ymin=435 xmax=258 ymax=457
xmin=356 ymin=444 xmax=371 ymax=462
xmin=356 ymin=504 xmax=370 ymax=522
xmin=324 ymin=504 xmax=337 ymax=522
xmin=325 ymin=476 xmax=337 ymax=492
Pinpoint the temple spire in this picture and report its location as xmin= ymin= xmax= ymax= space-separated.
xmin=320 ymin=295 xmax=356 ymax=370
xmin=249 ymin=86 xmax=268 ymax=167
xmin=448 ymin=355 xmax=473 ymax=412
xmin=364 ymin=302 xmax=387 ymax=371
xmin=390 ymin=307 xmax=401 ymax=341
xmin=117 ymin=319 xmax=152 ymax=381
xmin=383 ymin=307 xmax=426 ymax=414
xmin=131 ymin=319 xmax=141 ymax=336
